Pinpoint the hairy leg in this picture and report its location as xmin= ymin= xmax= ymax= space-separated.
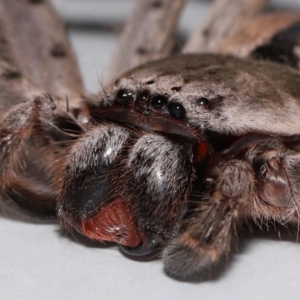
xmin=246 ymin=137 xmax=300 ymax=222
xmin=0 ymin=0 xmax=84 ymax=102
xmin=163 ymin=136 xmax=300 ymax=277
xmin=106 ymin=0 xmax=186 ymax=83
xmin=163 ymin=160 xmax=254 ymax=277
xmin=183 ymin=0 xmax=269 ymax=53
xmin=0 ymin=0 xmax=88 ymax=220
xmin=0 ymin=94 xmax=82 ymax=221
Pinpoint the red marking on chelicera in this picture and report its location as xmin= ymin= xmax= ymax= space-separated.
xmin=78 ymin=198 xmax=143 ymax=247
xmin=193 ymin=141 xmax=208 ymax=166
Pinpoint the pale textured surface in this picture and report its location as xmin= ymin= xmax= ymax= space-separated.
xmin=1 ymin=0 xmax=300 ymax=299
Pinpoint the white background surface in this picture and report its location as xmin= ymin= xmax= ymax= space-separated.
xmin=1 ymin=0 xmax=300 ymax=299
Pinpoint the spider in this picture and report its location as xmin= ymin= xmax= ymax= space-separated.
xmin=1 ymin=0 xmax=300 ymax=279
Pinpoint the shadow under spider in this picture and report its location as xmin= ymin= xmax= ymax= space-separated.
xmin=56 ymin=219 xmax=300 ymax=281
xmin=1 ymin=207 xmax=298 ymax=274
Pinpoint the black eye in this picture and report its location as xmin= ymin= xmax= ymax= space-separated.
xmin=168 ymin=102 xmax=186 ymax=119
xmin=151 ymin=95 xmax=168 ymax=109
xmin=116 ymin=89 xmax=134 ymax=105
xmin=137 ymin=90 xmax=150 ymax=102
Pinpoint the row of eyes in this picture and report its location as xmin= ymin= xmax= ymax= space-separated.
xmin=115 ymin=89 xmax=186 ymax=119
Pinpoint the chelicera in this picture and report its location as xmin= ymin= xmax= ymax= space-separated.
xmin=1 ymin=0 xmax=300 ymax=279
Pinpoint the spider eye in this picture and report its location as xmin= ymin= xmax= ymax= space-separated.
xmin=137 ymin=90 xmax=150 ymax=102
xmin=168 ymin=102 xmax=186 ymax=119
xmin=151 ymin=95 xmax=168 ymax=109
xmin=197 ymin=97 xmax=210 ymax=109
xmin=116 ymin=89 xmax=134 ymax=105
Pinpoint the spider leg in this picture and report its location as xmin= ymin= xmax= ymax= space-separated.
xmin=183 ymin=0 xmax=300 ymax=71
xmin=215 ymin=13 xmax=300 ymax=62
xmin=162 ymin=159 xmax=254 ymax=277
xmin=0 ymin=0 xmax=84 ymax=106
xmin=106 ymin=0 xmax=186 ymax=83
xmin=0 ymin=94 xmax=83 ymax=221
xmin=0 ymin=20 xmax=43 ymax=114
xmin=163 ymin=136 xmax=300 ymax=277
xmin=183 ymin=0 xmax=269 ymax=54
xmin=0 ymin=0 xmax=89 ymax=220
xmin=245 ymin=137 xmax=300 ymax=222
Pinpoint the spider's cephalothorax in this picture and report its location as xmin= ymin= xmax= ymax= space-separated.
xmin=1 ymin=0 xmax=300 ymax=278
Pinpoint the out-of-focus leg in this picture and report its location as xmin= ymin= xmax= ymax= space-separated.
xmin=183 ymin=0 xmax=269 ymax=54
xmin=0 ymin=0 xmax=84 ymax=105
xmin=214 ymin=13 xmax=300 ymax=59
xmin=106 ymin=0 xmax=186 ymax=84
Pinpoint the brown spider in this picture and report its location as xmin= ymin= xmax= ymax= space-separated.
xmin=1 ymin=0 xmax=300 ymax=279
